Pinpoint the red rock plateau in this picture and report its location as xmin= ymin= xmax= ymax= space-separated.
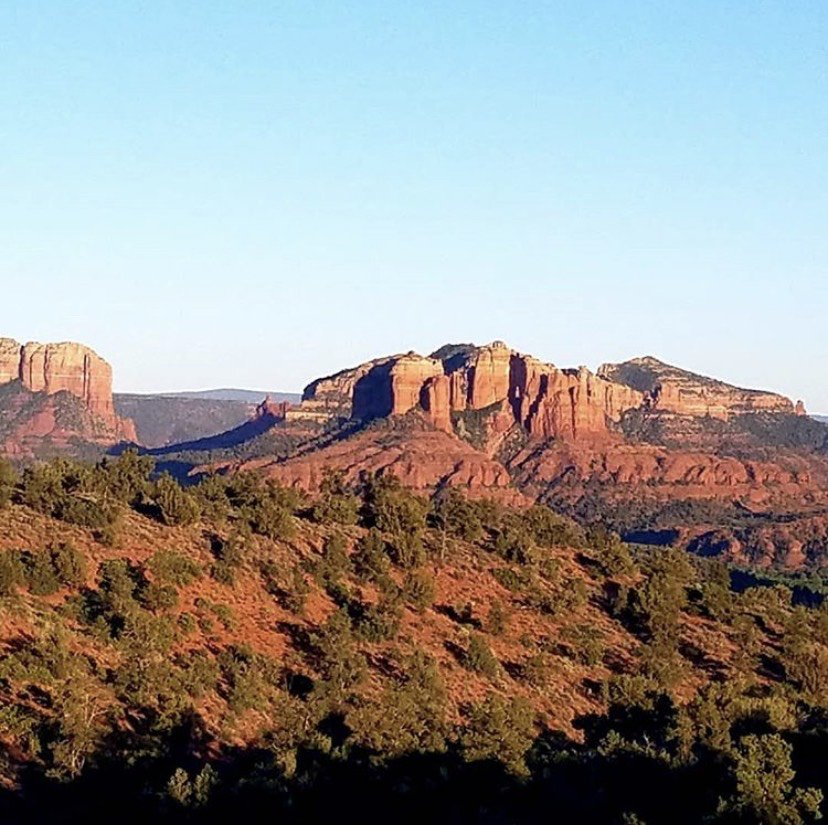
xmin=0 ymin=337 xmax=135 ymax=457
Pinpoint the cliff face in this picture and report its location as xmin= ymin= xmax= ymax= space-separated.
xmin=293 ymin=341 xmax=646 ymax=445
xmin=597 ymin=356 xmax=802 ymax=419
xmin=0 ymin=337 xmax=136 ymax=452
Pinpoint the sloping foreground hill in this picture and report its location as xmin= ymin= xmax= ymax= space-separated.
xmin=0 ymin=454 xmax=826 ymax=823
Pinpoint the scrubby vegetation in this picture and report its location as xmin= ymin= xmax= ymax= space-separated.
xmin=0 ymin=454 xmax=826 ymax=823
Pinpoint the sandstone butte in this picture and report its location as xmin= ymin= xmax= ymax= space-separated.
xmin=0 ymin=337 xmax=136 ymax=450
xmin=229 ymin=340 xmax=818 ymax=507
xmin=287 ymin=340 xmax=803 ymax=441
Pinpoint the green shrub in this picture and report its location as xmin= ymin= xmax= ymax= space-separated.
xmin=149 ymin=550 xmax=202 ymax=587
xmin=0 ymin=550 xmax=24 ymax=596
xmin=140 ymin=582 xmax=179 ymax=612
xmin=363 ymin=473 xmax=428 ymax=535
xmin=463 ymin=633 xmax=499 ymax=678
xmin=402 ymin=569 xmax=436 ymax=612
xmin=487 ymin=599 xmax=509 ymax=636
xmin=21 ymin=549 xmax=61 ymax=596
xmin=311 ymin=469 xmax=360 ymax=525
xmin=315 ymin=533 xmax=352 ymax=585
xmin=352 ymin=529 xmax=390 ymax=584
xmin=493 ymin=524 xmax=536 ymax=565
xmin=561 ymin=625 xmax=605 ymax=666
xmin=430 ymin=488 xmax=484 ymax=541
xmin=150 ymin=474 xmax=202 ymax=526
xmin=0 ymin=458 xmax=18 ymax=508
xmin=492 ymin=566 xmax=532 ymax=593
xmin=49 ymin=542 xmax=88 ymax=588
xmin=354 ymin=594 xmax=403 ymax=642
xmin=524 ymin=505 xmax=585 ymax=548
xmin=224 ymin=474 xmax=300 ymax=540
xmin=210 ymin=530 xmax=249 ymax=586
xmin=92 ymin=450 xmax=154 ymax=505
xmin=460 ymin=694 xmax=535 ymax=776
xmin=282 ymin=566 xmax=310 ymax=615
xmin=388 ymin=532 xmax=427 ymax=569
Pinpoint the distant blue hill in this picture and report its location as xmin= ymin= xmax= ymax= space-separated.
xmin=152 ymin=388 xmax=301 ymax=404
xmin=814 ymin=415 xmax=828 ymax=424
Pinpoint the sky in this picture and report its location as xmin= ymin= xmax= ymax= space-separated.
xmin=1 ymin=2 xmax=826 ymax=410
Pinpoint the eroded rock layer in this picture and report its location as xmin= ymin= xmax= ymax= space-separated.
xmin=291 ymin=341 xmax=647 ymax=444
xmin=0 ymin=337 xmax=136 ymax=453
xmin=597 ymin=356 xmax=803 ymax=419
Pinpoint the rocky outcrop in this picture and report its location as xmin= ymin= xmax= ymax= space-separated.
xmin=292 ymin=341 xmax=646 ymax=446
xmin=0 ymin=337 xmax=136 ymax=450
xmin=229 ymin=417 xmax=525 ymax=505
xmin=597 ymin=356 xmax=799 ymax=419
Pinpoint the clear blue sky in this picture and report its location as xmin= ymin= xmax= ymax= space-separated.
xmin=2 ymin=2 xmax=826 ymax=410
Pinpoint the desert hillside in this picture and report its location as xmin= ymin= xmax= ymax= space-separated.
xmin=0 ymin=452 xmax=825 ymax=822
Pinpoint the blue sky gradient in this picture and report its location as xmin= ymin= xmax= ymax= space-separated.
xmin=1 ymin=2 xmax=826 ymax=409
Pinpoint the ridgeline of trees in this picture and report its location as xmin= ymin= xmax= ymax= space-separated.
xmin=0 ymin=453 xmax=826 ymax=823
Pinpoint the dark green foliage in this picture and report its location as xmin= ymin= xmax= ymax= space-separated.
xmin=282 ymin=566 xmax=311 ymax=615
xmin=92 ymin=450 xmax=154 ymax=505
xmin=218 ymin=645 xmax=280 ymax=715
xmin=315 ymin=532 xmax=352 ymax=586
xmin=48 ymin=542 xmax=88 ymax=588
xmin=149 ymin=473 xmax=202 ymax=526
xmin=561 ymin=625 xmax=605 ymax=666
xmin=491 ymin=565 xmax=532 ymax=593
xmin=718 ymin=734 xmax=823 ymax=823
xmin=463 ymin=633 xmax=499 ymax=677
xmin=81 ymin=558 xmax=148 ymax=638
xmin=0 ymin=457 xmax=18 ymax=507
xmin=140 ymin=581 xmax=179 ymax=612
xmin=210 ymin=530 xmax=249 ymax=586
xmin=402 ymin=568 xmax=436 ymax=612
xmin=487 ymin=599 xmax=509 ymax=636
xmin=524 ymin=505 xmax=585 ymax=548
xmin=17 ymin=459 xmax=121 ymax=542
xmin=15 ymin=543 xmax=88 ymax=595
xmin=20 ymin=549 xmax=61 ymax=595
xmin=148 ymin=549 xmax=202 ymax=587
xmin=430 ymin=487 xmax=484 ymax=541
xmin=222 ymin=473 xmax=300 ymax=540
xmin=492 ymin=523 xmax=536 ymax=565
xmin=352 ymin=528 xmax=390 ymax=584
xmin=193 ymin=473 xmax=233 ymax=522
xmin=311 ymin=608 xmax=366 ymax=701
xmin=311 ymin=469 xmax=360 ymax=525
xmin=460 ymin=694 xmax=535 ymax=776
xmin=590 ymin=525 xmax=636 ymax=578
xmin=362 ymin=473 xmax=428 ymax=535
xmin=353 ymin=593 xmax=403 ymax=642
xmin=387 ymin=531 xmax=427 ymax=569
xmin=0 ymin=550 xmax=25 ymax=596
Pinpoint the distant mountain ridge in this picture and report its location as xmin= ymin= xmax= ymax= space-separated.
xmin=147 ymin=388 xmax=301 ymax=403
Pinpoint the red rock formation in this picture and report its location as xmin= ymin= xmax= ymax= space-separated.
xmin=255 ymin=395 xmax=290 ymax=421
xmin=597 ymin=356 xmax=797 ymax=419
xmin=0 ymin=337 xmax=136 ymax=448
xmin=291 ymin=341 xmax=646 ymax=445
xmin=228 ymin=418 xmax=525 ymax=505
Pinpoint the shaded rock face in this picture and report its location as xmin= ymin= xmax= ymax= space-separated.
xmin=294 ymin=341 xmax=646 ymax=444
xmin=598 ymin=356 xmax=800 ymax=419
xmin=0 ymin=337 xmax=136 ymax=450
